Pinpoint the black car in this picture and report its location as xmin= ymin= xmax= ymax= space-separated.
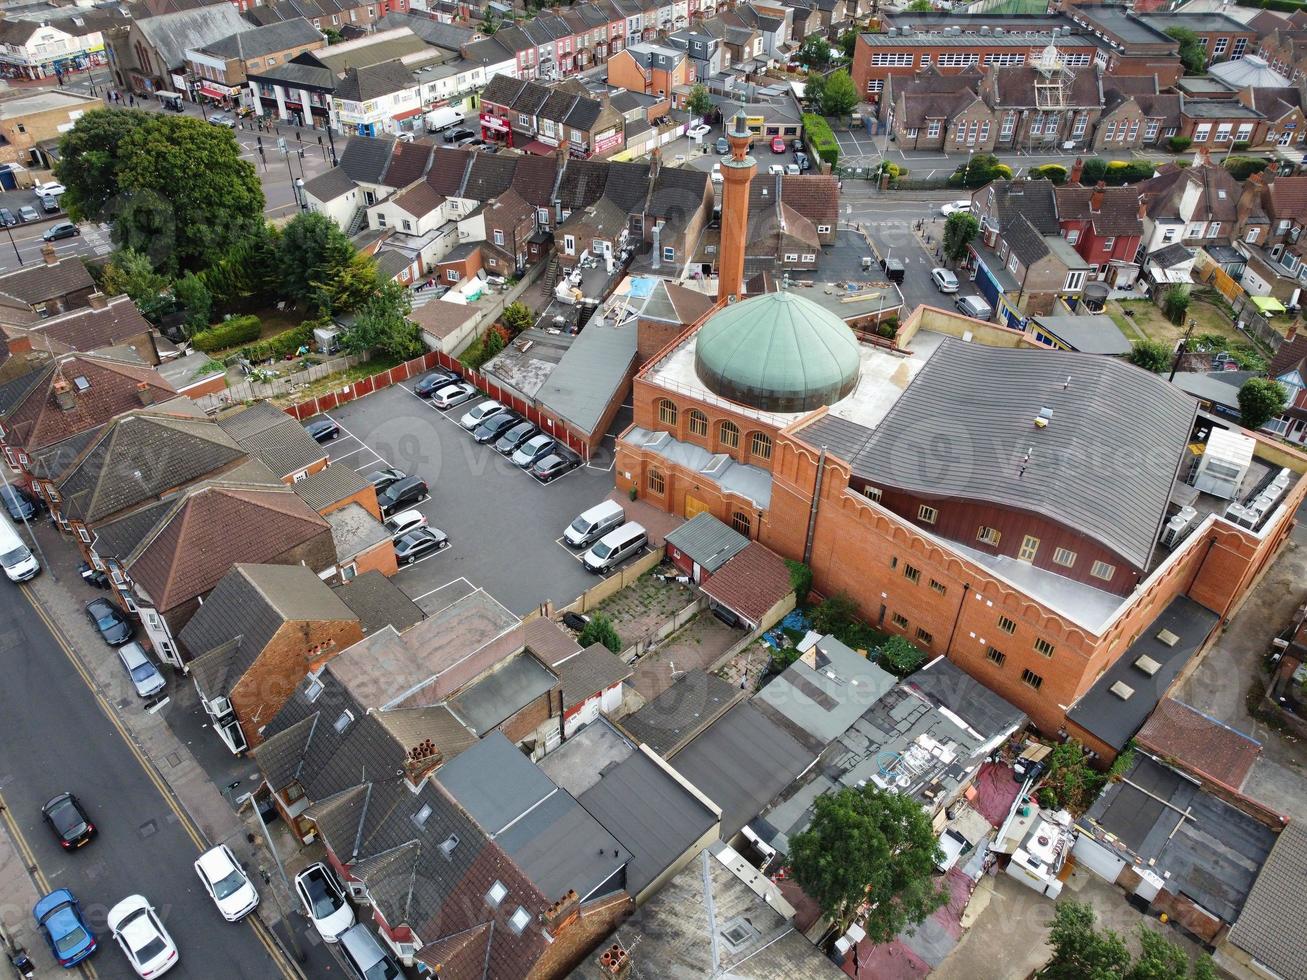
xmin=413 ymin=368 xmax=460 ymax=398
xmin=493 ymin=421 xmax=538 ymax=455
xmin=0 ymin=208 xmax=15 ymax=226
xmin=529 ymin=450 xmax=581 ymax=483
xmin=473 ymin=412 xmax=521 ymax=444
xmin=377 ymin=476 xmax=428 ymax=515
xmin=394 ymin=527 xmax=448 ymax=564
xmin=0 ymin=484 xmax=38 ymax=521
xmin=368 ymin=468 xmax=407 ymax=493
xmin=304 ymin=417 xmax=340 ymax=442
xmin=42 ymin=793 xmax=95 ymax=850
xmin=86 ymin=598 xmax=132 ymax=646
xmin=445 ymin=128 xmax=475 ymax=143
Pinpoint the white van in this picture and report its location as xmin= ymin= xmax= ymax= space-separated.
xmin=582 ymin=522 xmax=647 ymax=574
xmin=0 ymin=514 xmax=39 ymax=582
xmin=564 ymin=499 xmax=625 ymax=548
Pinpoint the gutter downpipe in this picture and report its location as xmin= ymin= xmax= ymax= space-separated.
xmin=803 ymin=446 xmax=827 ymax=566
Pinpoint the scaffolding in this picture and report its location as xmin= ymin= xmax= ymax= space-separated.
xmin=1033 ymin=43 xmax=1074 ymax=111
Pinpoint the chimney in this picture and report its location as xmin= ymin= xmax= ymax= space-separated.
xmin=53 ymin=377 xmax=76 ymax=412
xmin=6 ymin=334 xmax=32 ymax=355
xmin=87 ymin=293 xmax=110 ymax=310
xmin=1069 ymin=157 xmax=1084 ymax=186
xmin=403 ymin=738 xmax=445 ymax=782
xmin=1266 ymin=160 xmax=1278 ymax=177
xmin=1090 ymin=180 xmax=1105 ymax=213
xmin=541 ymin=889 xmax=580 ymax=934
xmin=716 ymin=110 xmax=756 ymax=303
xmin=649 ymin=144 xmax=661 ymax=186
xmin=1137 ymin=194 xmax=1148 ymax=221
xmin=41 ymin=244 xmax=58 ymax=266
xmin=597 ymin=942 xmax=632 ymax=979
xmin=136 ymin=381 xmax=154 ymax=407
xmin=556 ymin=138 xmax=569 ymax=160
xmin=1287 ymin=319 xmax=1299 ymax=342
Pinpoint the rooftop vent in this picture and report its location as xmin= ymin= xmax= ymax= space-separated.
xmin=1134 ymin=654 xmax=1162 ymax=676
xmin=440 ymin=833 xmax=460 ymax=860
xmin=1155 ymin=628 xmax=1180 ymax=648
xmin=1035 ymin=406 xmax=1053 ymax=428
xmin=411 ymin=803 xmax=432 ymax=830
xmin=1110 ymin=681 xmax=1134 ymax=700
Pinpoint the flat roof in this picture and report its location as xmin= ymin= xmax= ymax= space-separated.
xmin=535 ymin=313 xmax=638 ymax=438
xmin=618 ymin=670 xmax=740 ymax=757
xmin=447 ymin=651 xmax=558 ymax=736
xmin=1072 ymin=5 xmax=1174 ymax=44
xmin=538 ymin=718 xmax=636 ymax=797
xmin=0 ymin=90 xmax=100 ymax=118
xmin=1030 ymin=314 xmax=1132 ymax=355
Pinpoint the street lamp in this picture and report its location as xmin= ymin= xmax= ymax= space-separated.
xmin=294 ymin=177 xmax=306 ymax=211
xmin=5 ymin=224 xmax=22 ymax=267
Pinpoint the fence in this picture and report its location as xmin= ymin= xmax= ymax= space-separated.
xmin=1190 ymin=254 xmax=1284 ymax=353
xmin=558 ymin=548 xmax=665 ymax=617
xmin=195 ymin=352 xmax=369 ymax=412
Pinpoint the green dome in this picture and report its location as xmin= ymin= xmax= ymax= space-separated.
xmin=694 ymin=291 xmax=861 ymax=413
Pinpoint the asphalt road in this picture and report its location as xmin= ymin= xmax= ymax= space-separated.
xmin=0 ymin=583 xmax=291 ymax=979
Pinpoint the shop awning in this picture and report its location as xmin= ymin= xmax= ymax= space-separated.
xmin=198 ymin=83 xmax=235 ymax=99
xmin=1252 ymin=296 xmax=1286 ymax=314
xmin=521 ymin=139 xmax=556 ymax=156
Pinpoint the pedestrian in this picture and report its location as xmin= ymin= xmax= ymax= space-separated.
xmin=128 ymin=94 xmax=135 ymax=107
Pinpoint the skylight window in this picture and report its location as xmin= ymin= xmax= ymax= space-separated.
xmin=509 ymin=906 xmax=532 ymax=934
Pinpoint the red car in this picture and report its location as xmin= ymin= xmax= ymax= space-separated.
xmin=770 ymin=136 xmax=786 ymax=153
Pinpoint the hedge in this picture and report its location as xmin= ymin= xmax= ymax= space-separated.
xmin=1167 ymin=135 xmax=1192 ymax=153
xmin=1224 ymin=156 xmax=1269 ymax=180
xmin=1235 ymin=0 xmax=1305 ymax=12
xmin=238 ymin=322 xmax=318 ymax=363
xmin=1081 ymin=157 xmax=1155 ymax=186
xmin=1028 ymin=163 xmax=1068 ymax=184
xmin=191 ymin=315 xmax=261 ymax=353
xmin=802 ymin=113 xmax=839 ymax=167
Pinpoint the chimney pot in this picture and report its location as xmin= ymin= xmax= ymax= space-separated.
xmin=87 ymin=293 xmax=110 ymax=310
xmin=41 ymin=244 xmax=58 ymax=266
xmin=136 ymin=381 xmax=154 ymax=406
xmin=1090 ymin=180 xmax=1105 ymax=213
xmin=1069 ymin=157 xmax=1084 ymax=186
xmin=53 ymin=377 xmax=76 ymax=412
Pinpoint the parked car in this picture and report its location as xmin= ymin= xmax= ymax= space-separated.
xmin=208 ymin=112 xmax=236 ymax=128
xmin=383 ymin=509 xmax=427 ymax=541
xmin=494 ymin=420 xmax=538 ymax=454
xmin=940 ymin=199 xmax=971 ymax=217
xmin=294 ymin=863 xmax=354 ymax=943
xmin=767 ymin=164 xmax=784 ymax=175
xmin=582 ymin=522 xmax=648 ymax=574
xmin=0 ymin=484 xmax=38 ymax=521
xmin=710 ymin=163 xmax=723 ymax=183
xmin=43 ymin=222 xmax=79 ymax=242
xmin=955 ymin=294 xmax=993 ymax=320
xmin=431 ymin=381 xmax=478 ymax=409
xmin=455 ymin=135 xmax=479 ymax=147
xmin=117 ymin=642 xmax=166 ymax=698
xmin=368 ymin=468 xmax=407 ymax=493
xmin=0 ymin=207 xmax=16 ymax=226
xmin=86 ymin=598 xmax=132 ymax=646
xmin=445 ymin=128 xmax=475 ymax=143
xmin=413 ymin=368 xmax=459 ymax=397
xmin=770 ymin=136 xmax=785 ymax=153
xmin=786 ymin=164 xmax=800 ymax=175
xmin=458 ymin=399 xmax=504 ymax=431
xmin=41 ymin=793 xmax=95 ymax=850
xmin=40 ymin=195 xmax=60 ymax=213
xmin=715 ymin=136 xmax=729 ymax=154
xmin=107 ymin=895 xmax=178 ymax=978
xmin=303 ymin=417 xmax=340 ymax=442
xmin=338 ymin=924 xmax=402 ymax=980
xmin=473 ymin=411 xmax=521 ymax=444
xmin=564 ymin=499 xmax=625 ymax=548
xmin=529 ymin=450 xmax=581 ymax=483
xmin=33 ymin=181 xmax=65 ymax=198
xmin=395 ymin=131 xmax=415 ymax=143
xmin=33 ymin=889 xmax=97 ymax=968
xmin=18 ymin=205 xmax=38 ymax=223
xmin=376 ymin=476 xmax=428 ymax=515
xmin=193 ymin=845 xmax=259 ymax=922
xmin=930 ymin=268 xmax=960 ymax=293
xmin=795 ymin=152 xmax=810 ymax=171
xmin=394 ymin=526 xmax=448 ymax=564
xmin=792 ymin=138 xmax=804 ymax=152
xmin=687 ymin=123 xmax=711 ymax=140
xmin=511 ymin=433 xmax=556 ymax=468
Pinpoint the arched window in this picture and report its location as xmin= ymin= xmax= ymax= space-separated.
xmin=719 ymin=420 xmax=740 ymax=449
xmin=731 ymin=511 xmax=751 ymax=537
xmin=648 ymin=468 xmax=666 ymax=494
xmin=750 ymin=431 xmax=773 ymax=460
xmin=657 ymin=399 xmax=678 ymax=426
xmin=686 ymin=409 xmax=708 ymax=437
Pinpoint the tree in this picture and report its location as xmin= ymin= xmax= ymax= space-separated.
xmin=173 ymin=272 xmax=213 ymax=334
xmin=1038 ymin=739 xmax=1109 ymax=813
xmin=878 ymin=635 xmax=925 ymax=676
xmin=1129 ymin=340 xmax=1172 ymax=373
xmin=837 ymin=28 xmax=858 ymax=59
xmin=788 ymin=785 xmax=946 ymax=939
xmin=686 ymin=83 xmax=713 ymax=119
xmin=804 ymin=71 xmax=828 ymax=111
xmin=799 ymin=36 xmax=832 ymax=69
xmin=1163 ymin=284 xmax=1190 ymax=325
xmin=277 ymin=212 xmax=358 ymax=312
xmin=1165 ymin=28 xmax=1207 ymax=74
xmin=323 ymin=26 xmax=343 ymax=44
xmin=317 ymin=251 xmax=383 ymax=316
xmin=907 ymin=0 xmax=934 ymax=10
xmin=500 ymin=301 xmax=534 ymax=335
xmin=578 ymin=612 xmax=622 ymax=653
xmin=810 ymin=591 xmax=859 ymax=637
xmin=942 ymin=212 xmax=980 ymax=264
xmin=819 ymin=70 xmax=859 ymax=119
xmin=54 ymin=109 xmax=152 ymax=223
xmin=100 ymin=249 xmax=171 ymax=322
xmin=785 ymin=559 xmax=813 ymax=606
xmin=341 ymin=281 xmax=422 ymax=360
xmin=1039 ymin=902 xmax=1131 ymax=979
xmin=1238 ymin=378 xmax=1288 ymax=431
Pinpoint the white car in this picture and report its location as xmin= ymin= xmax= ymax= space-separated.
xmin=940 ymin=199 xmax=972 ymax=217
xmin=786 ymin=163 xmax=800 ymax=175
xmin=294 ymin=863 xmax=354 ymax=943
xmin=107 ymin=895 xmax=178 ymax=978
xmin=767 ymin=164 xmax=785 ymax=175
xmin=117 ymin=642 xmax=165 ymax=699
xmin=208 ymin=112 xmax=236 ymax=128
xmin=431 ymin=380 xmax=477 ymax=409
xmin=458 ymin=399 xmax=503 ymax=431
xmin=930 ymin=267 xmax=960 ymax=293
xmin=687 ymin=123 xmax=711 ymax=140
xmin=33 ymin=181 xmax=65 ymax=198
xmin=193 ymin=845 xmax=259 ymax=922
xmin=396 ymin=131 xmax=415 ymax=143
xmin=384 ymin=508 xmax=428 ymax=541
xmin=711 ymin=164 xmax=722 ymax=183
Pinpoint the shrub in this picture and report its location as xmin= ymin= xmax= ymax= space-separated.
xmin=1224 ymin=156 xmax=1269 ymax=180
xmin=878 ymin=635 xmax=925 ymax=676
xmin=191 ymin=315 xmax=261 ymax=353
xmin=1232 ymin=140 xmax=1251 ymax=151
xmin=1167 ymin=135 xmax=1193 ymax=153
xmin=785 ymin=559 xmax=814 ymax=606
xmin=1163 ymin=283 xmax=1191 ymax=326
xmin=238 ymin=321 xmax=318 ymax=363
xmin=1028 ymin=163 xmax=1068 ymax=185
xmin=946 ymin=153 xmax=1010 ymax=188
xmin=1129 ymin=339 xmax=1172 ymax=373
xmin=810 ymin=592 xmax=859 ymax=637
xmin=802 ymin=113 xmax=839 ymax=167
xmin=578 ymin=612 xmax=623 ymax=653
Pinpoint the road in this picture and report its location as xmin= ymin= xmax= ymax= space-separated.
xmin=0 ymin=583 xmax=294 ymax=979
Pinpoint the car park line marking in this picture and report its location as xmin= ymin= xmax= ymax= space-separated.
xmin=17 ymin=589 xmax=301 ymax=980
xmin=406 ymin=577 xmax=475 ymax=608
xmin=397 ymin=543 xmax=454 ymax=570
xmin=554 ymin=536 xmax=587 ymax=563
xmin=326 ymin=443 xmax=372 ymax=463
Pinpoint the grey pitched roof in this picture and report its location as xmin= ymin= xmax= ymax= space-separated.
xmin=1227 ymin=821 xmax=1307 ymax=980
xmin=335 ymin=60 xmax=416 ymax=102
xmin=987 ymin=178 xmax=1060 ymax=235
xmin=619 ymin=670 xmax=740 ymax=757
xmin=303 ymin=165 xmax=358 ymax=204
xmin=292 ymin=463 xmax=372 ymax=512
xmin=0 ymin=259 xmax=94 ymax=306
xmin=535 ymin=312 xmax=637 ymax=437
xmin=848 ymin=338 xmax=1198 ymax=569
xmin=333 ymin=569 xmax=425 ymax=636
xmin=664 ymin=513 xmax=749 ymax=573
xmin=338 ymin=135 xmax=397 ymax=185
xmin=135 ymin=4 xmax=248 ymax=70
xmin=375 ymin=12 xmax=474 ymax=49
xmin=216 ymin=401 xmax=326 ymax=477
xmin=555 ymin=643 xmax=631 ymax=710
xmin=200 ymin=17 xmax=322 ymax=58
xmin=326 ymin=501 xmax=389 ymax=562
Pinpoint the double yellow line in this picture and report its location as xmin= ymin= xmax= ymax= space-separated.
xmin=16 ymin=587 xmax=303 ymax=980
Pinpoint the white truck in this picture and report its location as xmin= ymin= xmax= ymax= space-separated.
xmin=424 ymin=106 xmax=465 ymax=134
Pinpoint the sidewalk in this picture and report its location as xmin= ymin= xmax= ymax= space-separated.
xmin=0 ymin=810 xmax=44 ymax=973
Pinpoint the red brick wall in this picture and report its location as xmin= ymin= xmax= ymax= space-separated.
xmin=318 ymin=484 xmax=382 ymax=520
xmin=499 ymin=686 xmax=562 ymax=745
xmin=348 ymin=539 xmax=398 ymax=579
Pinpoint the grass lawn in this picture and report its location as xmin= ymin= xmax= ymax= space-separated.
xmin=203 ymin=309 xmax=307 ymax=360
xmin=270 ymin=355 xmax=404 ymax=405
xmin=1109 ymin=298 xmax=1244 ymax=347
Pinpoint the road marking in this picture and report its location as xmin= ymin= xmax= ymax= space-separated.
xmin=407 ymin=576 xmax=474 ymax=606
xmin=396 ymin=542 xmax=454 ymax=570
xmin=17 ymin=591 xmax=301 ymax=980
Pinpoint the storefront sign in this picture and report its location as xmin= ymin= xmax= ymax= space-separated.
xmin=594 ymin=128 xmax=622 ymax=154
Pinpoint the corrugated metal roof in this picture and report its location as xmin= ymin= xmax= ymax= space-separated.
xmin=664 ymin=512 xmax=748 ymax=572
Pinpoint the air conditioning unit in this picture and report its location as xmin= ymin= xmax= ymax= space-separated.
xmin=1159 ymin=505 xmax=1198 ymax=548
xmin=983 ymin=224 xmax=999 ymax=248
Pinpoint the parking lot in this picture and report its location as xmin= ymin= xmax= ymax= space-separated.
xmin=315 ymin=381 xmax=626 ymax=616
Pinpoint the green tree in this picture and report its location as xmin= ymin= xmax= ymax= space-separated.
xmin=948 ymin=153 xmax=1011 ymax=188
xmin=1038 ymin=902 xmax=1131 ymax=979
xmin=804 ymin=70 xmax=828 ymax=111
xmin=942 ymin=212 xmax=980 ymax=264
xmin=322 ymin=26 xmax=343 ymax=44
xmin=799 ymin=36 xmax=832 ymax=69
xmin=906 ymin=0 xmax=934 ymax=10
xmin=1238 ymin=378 xmax=1288 ymax=431
xmin=1165 ymin=27 xmax=1207 ymax=74
xmin=686 ymin=83 xmax=713 ymax=119
xmin=819 ymin=70 xmax=859 ymax=119
xmin=501 ymin=301 xmax=534 ymax=335
xmin=878 ymin=635 xmax=925 ymax=676
xmin=789 ymin=785 xmax=946 ymax=938
xmin=200 ymin=222 xmax=280 ymax=309
xmin=316 ymin=251 xmax=382 ymax=315
xmin=277 ymin=212 xmax=358 ymax=311
xmin=100 ymin=249 xmax=171 ymax=322
xmin=1163 ymin=283 xmax=1190 ymax=326
xmin=837 ymin=28 xmax=858 ymax=59
xmin=1038 ymin=739 xmax=1108 ymax=813
xmin=785 ymin=559 xmax=813 ymax=606
xmin=173 ymin=271 xmax=213 ymax=334
xmin=810 ymin=592 xmax=859 ymax=637
xmin=578 ymin=612 xmax=623 ymax=653
xmin=341 ymin=281 xmax=422 ymax=360
xmin=53 ymin=109 xmax=152 ymax=223
xmin=1129 ymin=339 xmax=1172 ymax=373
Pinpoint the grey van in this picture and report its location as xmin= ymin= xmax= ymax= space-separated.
xmin=582 ymin=522 xmax=647 ymax=574
xmin=955 ymin=294 xmax=993 ymax=321
xmin=338 ymin=924 xmax=401 ymax=980
xmin=564 ymin=499 xmax=625 ymax=548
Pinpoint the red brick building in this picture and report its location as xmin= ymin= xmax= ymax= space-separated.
xmin=1055 ymin=170 xmax=1147 ymax=283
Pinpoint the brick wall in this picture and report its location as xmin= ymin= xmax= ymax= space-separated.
xmin=527 ymin=893 xmax=633 ymax=980
xmin=347 ymin=538 xmax=398 ymax=579
xmin=499 ymin=686 xmax=562 ymax=745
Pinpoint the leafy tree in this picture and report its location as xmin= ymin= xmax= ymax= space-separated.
xmin=948 ymin=153 xmax=1011 ymax=188
xmin=53 ymin=109 xmax=152 ymax=223
xmin=341 ymin=281 xmax=422 ymax=360
xmin=906 ymin=0 xmax=934 ymax=10
xmin=322 ymin=26 xmax=343 ymax=44
xmin=578 ymin=612 xmax=622 ymax=653
xmin=819 ymin=70 xmax=859 ymax=119
xmin=1039 ymin=902 xmax=1131 ymax=979
xmin=200 ymin=222 xmax=280 ymax=309
xmin=810 ymin=592 xmax=859 ymax=637
xmin=1238 ymin=378 xmax=1288 ymax=431
xmin=789 ymin=784 xmax=946 ymax=938
xmin=1165 ymin=28 xmax=1207 ymax=74
xmin=173 ymin=272 xmax=213 ymax=334
xmin=785 ymin=559 xmax=813 ymax=606
xmin=837 ymin=28 xmax=858 ymax=59
xmin=500 ymin=301 xmax=534 ymax=335
xmin=799 ymin=36 xmax=832 ymax=69
xmin=1129 ymin=340 xmax=1172 ymax=373
xmin=314 ymin=251 xmax=382 ymax=316
xmin=100 ymin=249 xmax=171 ymax=322
xmin=878 ymin=635 xmax=925 ymax=676
xmin=804 ymin=71 xmax=828 ymax=111
xmin=1163 ymin=283 xmax=1190 ymax=326
xmin=277 ymin=212 xmax=358 ymax=312
xmin=482 ymin=324 xmax=506 ymax=359
xmin=1037 ymin=739 xmax=1108 ymax=813
xmin=942 ymin=212 xmax=980 ymax=264
xmin=686 ymin=83 xmax=713 ymax=119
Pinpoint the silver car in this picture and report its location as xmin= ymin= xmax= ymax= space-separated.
xmin=930 ymin=268 xmax=960 ymax=293
xmin=117 ymin=642 xmax=165 ymax=698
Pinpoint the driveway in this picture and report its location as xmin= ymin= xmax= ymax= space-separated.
xmin=318 ymin=382 xmax=621 ymax=616
xmin=849 ymin=207 xmax=985 ymax=316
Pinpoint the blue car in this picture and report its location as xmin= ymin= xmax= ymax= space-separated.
xmin=34 ymin=889 xmax=97 ymax=968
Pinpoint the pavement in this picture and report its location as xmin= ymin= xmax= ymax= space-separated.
xmin=0 ymin=510 xmax=339 ymax=979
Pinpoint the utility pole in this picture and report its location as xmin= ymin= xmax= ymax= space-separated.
xmin=1168 ymin=316 xmax=1197 ymax=383
xmin=249 ymin=794 xmax=306 ymax=964
xmin=5 ymin=224 xmax=22 ymax=266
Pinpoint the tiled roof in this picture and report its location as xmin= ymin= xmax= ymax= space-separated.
xmin=302 ymin=165 xmax=357 ymax=202
xmin=600 ymin=162 xmax=651 ymax=214
xmin=462 ymin=153 xmax=518 ymax=201
xmin=291 ymin=463 xmax=372 ymax=513
xmin=987 ymin=177 xmax=1060 ymax=234
xmin=1134 ymin=698 xmax=1262 ymax=789
xmin=426 ymin=146 xmax=474 ymax=197
xmin=990 ymin=61 xmax=1102 ymax=108
xmin=1056 ymin=185 xmax=1144 ymax=237
xmin=201 ymin=17 xmax=323 ymax=58
xmin=1226 ymin=821 xmax=1307 ymax=980
xmin=1004 ymin=212 xmax=1052 ymax=267
xmin=338 ymin=135 xmax=396 ymax=185
xmin=900 ymin=89 xmax=981 ymax=127
xmin=381 ymin=138 xmax=435 ymax=190
xmin=665 ymin=512 xmax=748 ymax=572
xmin=216 ymin=401 xmax=326 ymax=478
xmin=699 ymin=541 xmax=792 ymax=627
xmin=23 ymin=297 xmax=154 ymax=358
xmin=0 ymin=259 xmax=93 ymax=307
xmin=251 ymin=712 xmax=319 ymax=790
xmin=556 ymin=158 xmax=610 ymax=211
xmin=333 ymin=569 xmax=425 ymax=636
xmin=1133 ymin=93 xmax=1181 ymax=126
xmin=373 ymin=705 xmax=477 ymax=762
xmin=1266 ymin=176 xmax=1307 ymax=223
xmin=510 ymin=154 xmax=560 ymax=207
xmin=556 ymin=643 xmax=632 ymax=709
xmin=335 ymin=60 xmax=415 ymax=102
xmin=780 ymin=174 xmax=839 ymax=232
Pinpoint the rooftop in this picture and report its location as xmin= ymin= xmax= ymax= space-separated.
xmin=664 ymin=513 xmax=749 ymax=574
xmin=623 ymin=427 xmax=773 ymax=509
xmin=1135 ymin=698 xmax=1262 ymax=790
xmin=618 ymin=670 xmax=740 ymax=757
xmin=333 ymin=569 xmax=425 ymax=637
xmin=1226 ymin=821 xmax=1307 ymax=980
xmin=325 ymin=502 xmax=390 ymax=562
xmin=1028 ymin=315 xmax=1132 ymax=356
xmin=538 ymin=718 xmax=638 ymax=797
xmin=446 ymin=651 xmax=558 ymax=736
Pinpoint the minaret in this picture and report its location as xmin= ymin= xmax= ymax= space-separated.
xmin=718 ymin=110 xmax=756 ymax=304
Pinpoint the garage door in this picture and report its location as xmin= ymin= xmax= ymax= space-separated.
xmin=1072 ymin=834 xmax=1126 ymax=883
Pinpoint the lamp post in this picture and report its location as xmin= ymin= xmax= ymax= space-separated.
xmin=249 ymin=793 xmax=306 ymax=964
xmin=294 ymin=177 xmax=306 ymax=211
xmin=5 ymin=224 xmax=22 ymax=267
